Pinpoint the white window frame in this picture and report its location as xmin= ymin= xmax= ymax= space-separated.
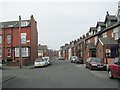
xmin=106 ymin=49 xmax=111 ymax=57
xmin=22 ymin=47 xmax=29 ymax=57
xmin=94 ymin=36 xmax=98 ymax=45
xmin=7 ymin=35 xmax=11 ymax=44
xmin=106 ymin=49 xmax=111 ymax=53
xmin=15 ymin=47 xmax=29 ymax=57
xmin=21 ymin=21 xmax=29 ymax=27
xmin=97 ymin=26 xmax=101 ymax=32
xmin=102 ymin=32 xmax=107 ymax=38
xmin=112 ymin=27 xmax=120 ymax=40
xmin=80 ymin=44 xmax=82 ymax=50
xmin=21 ymin=33 xmax=26 ymax=44
xmin=106 ymin=21 xmax=109 ymax=27
xmin=7 ymin=48 xmax=11 ymax=57
xmin=80 ymin=52 xmax=82 ymax=57
xmin=15 ymin=48 xmax=19 ymax=57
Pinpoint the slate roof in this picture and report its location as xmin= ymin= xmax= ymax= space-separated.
xmin=38 ymin=45 xmax=48 ymax=50
xmin=86 ymin=43 xmax=96 ymax=49
xmin=89 ymin=27 xmax=97 ymax=32
xmin=107 ymin=15 xmax=117 ymax=21
xmin=105 ymin=15 xmax=118 ymax=23
xmin=62 ymin=44 xmax=71 ymax=50
xmin=96 ymin=22 xmax=106 ymax=28
xmin=99 ymin=38 xmax=118 ymax=45
xmin=0 ymin=20 xmax=31 ymax=28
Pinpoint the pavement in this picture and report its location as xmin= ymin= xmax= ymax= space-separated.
xmin=2 ymin=64 xmax=34 ymax=83
xmin=2 ymin=75 xmax=16 ymax=83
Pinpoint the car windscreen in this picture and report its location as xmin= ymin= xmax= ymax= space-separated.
xmin=71 ymin=56 xmax=78 ymax=59
xmin=35 ymin=59 xmax=44 ymax=62
xmin=42 ymin=57 xmax=49 ymax=59
xmin=43 ymin=58 xmax=49 ymax=60
xmin=91 ymin=58 xmax=101 ymax=62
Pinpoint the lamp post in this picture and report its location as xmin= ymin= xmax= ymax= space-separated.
xmin=19 ymin=15 xmax=22 ymax=68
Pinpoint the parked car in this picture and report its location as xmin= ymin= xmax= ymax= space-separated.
xmin=75 ymin=57 xmax=84 ymax=64
xmin=58 ymin=56 xmax=65 ymax=60
xmin=42 ymin=56 xmax=52 ymax=65
xmin=34 ymin=58 xmax=47 ymax=68
xmin=108 ymin=57 xmax=120 ymax=79
xmin=0 ymin=62 xmax=2 ymax=70
xmin=70 ymin=56 xmax=78 ymax=63
xmin=85 ymin=57 xmax=106 ymax=70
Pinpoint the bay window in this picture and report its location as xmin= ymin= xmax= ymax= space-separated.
xmin=15 ymin=47 xmax=30 ymax=57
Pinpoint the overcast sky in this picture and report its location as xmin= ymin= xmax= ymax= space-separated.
xmin=0 ymin=0 xmax=119 ymax=50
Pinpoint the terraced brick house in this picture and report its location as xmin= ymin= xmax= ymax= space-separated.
xmin=0 ymin=15 xmax=38 ymax=65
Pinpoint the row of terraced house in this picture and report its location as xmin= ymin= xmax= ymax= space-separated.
xmin=59 ymin=2 xmax=120 ymax=65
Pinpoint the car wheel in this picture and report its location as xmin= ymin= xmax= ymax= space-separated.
xmin=108 ymin=70 xmax=114 ymax=79
xmin=45 ymin=64 xmax=47 ymax=67
xmin=90 ymin=66 xmax=92 ymax=70
xmin=103 ymin=67 xmax=106 ymax=71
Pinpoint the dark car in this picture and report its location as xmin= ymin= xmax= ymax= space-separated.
xmin=70 ymin=56 xmax=78 ymax=63
xmin=85 ymin=57 xmax=106 ymax=70
xmin=75 ymin=57 xmax=84 ymax=64
xmin=108 ymin=57 xmax=120 ymax=79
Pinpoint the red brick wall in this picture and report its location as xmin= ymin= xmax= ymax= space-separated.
xmin=96 ymin=41 xmax=104 ymax=63
xmin=3 ymin=27 xmax=32 ymax=63
xmin=107 ymin=29 xmax=113 ymax=38
xmin=30 ymin=17 xmax=38 ymax=63
xmin=90 ymin=37 xmax=95 ymax=44
xmin=12 ymin=27 xmax=31 ymax=47
xmin=101 ymin=28 xmax=113 ymax=38
xmin=81 ymin=42 xmax=85 ymax=59
xmin=85 ymin=48 xmax=89 ymax=59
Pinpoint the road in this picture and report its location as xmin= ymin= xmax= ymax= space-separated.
xmin=2 ymin=59 xmax=120 ymax=88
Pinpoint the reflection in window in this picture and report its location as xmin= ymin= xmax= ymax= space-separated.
xmin=21 ymin=33 xmax=26 ymax=44
xmin=7 ymin=35 xmax=11 ymax=44
xmin=15 ymin=47 xmax=29 ymax=57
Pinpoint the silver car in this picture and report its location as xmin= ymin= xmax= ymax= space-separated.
xmin=34 ymin=58 xmax=47 ymax=68
xmin=42 ymin=57 xmax=51 ymax=65
xmin=70 ymin=56 xmax=78 ymax=63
